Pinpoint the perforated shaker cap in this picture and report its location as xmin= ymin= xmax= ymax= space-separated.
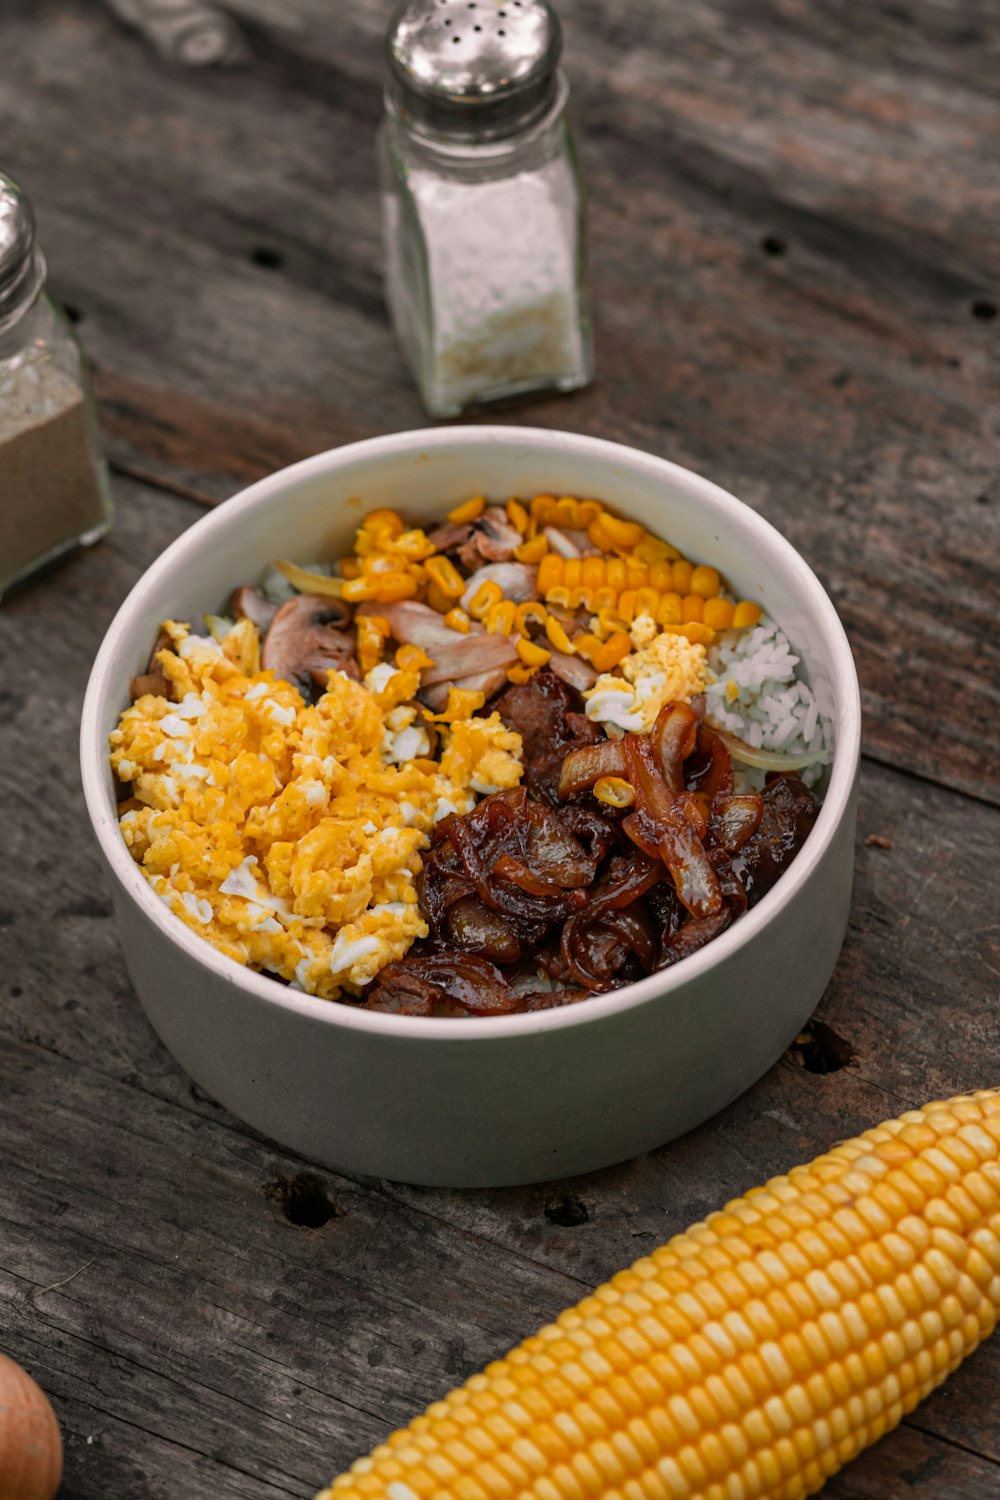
xmin=386 ymin=0 xmax=563 ymax=143
xmin=0 ymin=171 xmax=45 ymax=320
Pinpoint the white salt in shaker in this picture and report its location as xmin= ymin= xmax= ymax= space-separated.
xmin=0 ymin=172 xmax=113 ymax=599
xmin=380 ymin=0 xmax=593 ymax=417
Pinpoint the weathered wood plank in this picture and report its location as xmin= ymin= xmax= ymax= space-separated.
xmin=0 ymin=0 xmax=997 ymax=798
xmin=2 ymin=472 xmax=999 ymax=1495
xmin=2 ymin=1029 xmax=999 ymax=1499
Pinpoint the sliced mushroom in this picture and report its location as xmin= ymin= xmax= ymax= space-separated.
xmin=425 ymin=520 xmax=474 ymax=555
xmin=130 ymin=628 xmax=173 ymax=702
xmin=262 ymin=593 xmax=359 ymax=697
xmin=457 ymin=506 xmax=522 ymax=568
xmin=229 ymin=585 xmax=279 ymax=634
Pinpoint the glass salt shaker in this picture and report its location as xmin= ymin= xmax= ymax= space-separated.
xmin=0 ymin=172 xmax=112 ymax=599
xmin=379 ymin=0 xmax=594 ymax=418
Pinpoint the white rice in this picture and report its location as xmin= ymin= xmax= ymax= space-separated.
xmin=704 ymin=621 xmax=831 ymax=791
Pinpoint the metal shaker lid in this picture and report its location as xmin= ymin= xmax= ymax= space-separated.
xmin=0 ymin=172 xmax=45 ymax=321
xmin=386 ymin=0 xmax=563 ymax=143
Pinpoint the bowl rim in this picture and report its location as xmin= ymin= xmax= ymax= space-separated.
xmin=80 ymin=425 xmax=862 ymax=1041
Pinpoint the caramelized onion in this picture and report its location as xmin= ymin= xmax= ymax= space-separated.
xmin=651 ymin=702 xmax=700 ymax=792
xmin=709 ymin=724 xmax=829 ymax=773
xmin=557 ymin=740 xmax=627 ymax=798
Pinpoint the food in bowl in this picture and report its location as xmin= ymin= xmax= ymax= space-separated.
xmin=109 ymin=493 xmax=830 ymax=1017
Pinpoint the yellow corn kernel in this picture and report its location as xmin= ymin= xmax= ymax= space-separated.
xmin=396 ymin=644 xmax=434 ymax=672
xmin=591 ymin=631 xmax=632 ymax=671
xmin=671 ymin=559 xmax=693 ymax=594
xmin=589 ymin=513 xmax=645 ymax=551
xmin=595 ymin=607 xmax=629 ymax=641
xmin=733 ymin=601 xmax=763 ymax=629
xmin=656 ymin=592 xmax=684 ymax=626
xmin=576 ymin=500 xmax=604 ymax=527
xmin=386 ymin=529 xmax=435 ymax=561
xmin=616 ymin=590 xmax=637 ymax=624
xmin=516 ymin=638 xmax=552 ymax=668
xmin=361 ymin=507 xmax=405 ymax=538
xmin=681 ymin=594 xmax=705 ymax=624
xmin=346 ymin=572 xmax=418 ymax=604
xmin=635 ymin=534 xmax=681 ymax=565
xmin=319 ymin=1089 xmax=1000 ymax=1500
xmin=573 ymin=633 xmax=605 ymax=665
xmin=648 ymin=561 xmax=674 ymax=591
xmin=425 ymin=583 xmax=453 ymax=614
xmin=506 ymin=499 xmax=530 ymax=535
xmin=664 ymin=620 xmax=716 ymax=645
xmin=444 ymin=607 xmax=471 ymax=634
xmin=425 ymin=554 xmax=467 ymax=600
xmin=339 ymin=556 xmax=362 ymax=580
xmin=545 ymin=585 xmax=572 ymax=610
xmin=341 ymin=577 xmax=376 ymax=602
xmin=537 ymin=553 xmax=564 ymax=594
xmin=703 ymin=597 xmax=736 ymax=630
xmin=448 ymin=495 xmax=485 ymax=524
xmin=516 ymin=601 xmax=548 ymax=636
xmin=593 ymin=585 xmax=618 ymax=610
xmin=424 ymin=686 xmax=486 ymax=722
xmin=625 ymin=563 xmax=649 ymax=591
xmin=563 ymin=558 xmax=582 ymax=588
xmin=515 ymin=535 xmax=550 ymax=564
xmin=505 ymin=664 xmax=536 ymax=684
xmin=634 ymin=587 xmax=660 ymax=621
xmin=593 ymin=776 xmax=636 ymax=809
xmin=469 ymin=580 xmax=504 ymax=619
xmin=530 ymin=494 xmax=559 ymax=523
xmin=606 ymin=558 xmax=627 ymax=592
xmin=691 ymin=565 xmax=722 ymax=599
xmin=568 ymin=586 xmax=597 ymax=613
xmin=582 ymin=557 xmax=606 ymax=588
xmin=545 ymin=616 xmax=575 ymax=654
xmin=555 ymin=496 xmax=581 ymax=526
xmin=485 ymin=600 xmax=518 ymax=636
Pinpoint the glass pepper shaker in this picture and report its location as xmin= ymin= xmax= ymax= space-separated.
xmin=0 ymin=171 xmax=113 ymax=599
xmin=379 ymin=0 xmax=594 ymax=418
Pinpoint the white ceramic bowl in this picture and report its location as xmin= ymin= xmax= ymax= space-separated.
xmin=81 ymin=427 xmax=861 ymax=1188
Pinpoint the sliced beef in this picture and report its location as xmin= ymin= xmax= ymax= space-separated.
xmin=494 ymin=670 xmax=601 ymax=804
xmin=730 ymin=773 xmax=819 ymax=907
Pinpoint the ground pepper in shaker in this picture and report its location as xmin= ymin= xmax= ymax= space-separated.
xmin=0 ymin=172 xmax=112 ymax=599
xmin=379 ymin=0 xmax=593 ymax=417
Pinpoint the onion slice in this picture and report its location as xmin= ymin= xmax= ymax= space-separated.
xmin=272 ymin=560 xmax=345 ymax=598
xmin=708 ymin=723 xmax=829 ymax=772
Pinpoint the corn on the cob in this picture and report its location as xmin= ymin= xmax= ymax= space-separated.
xmin=317 ymin=1089 xmax=1000 ymax=1500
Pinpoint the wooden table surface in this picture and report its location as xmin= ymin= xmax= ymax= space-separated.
xmin=2 ymin=1 xmax=999 ymax=1495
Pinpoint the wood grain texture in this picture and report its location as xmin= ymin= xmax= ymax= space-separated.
xmin=0 ymin=0 xmax=997 ymax=798
xmin=1 ymin=473 xmax=998 ymax=1495
xmin=0 ymin=0 xmax=999 ymax=1494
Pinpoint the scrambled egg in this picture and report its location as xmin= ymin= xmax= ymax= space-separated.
xmin=111 ymin=622 xmax=522 ymax=1001
xmin=584 ymin=617 xmax=709 ymax=735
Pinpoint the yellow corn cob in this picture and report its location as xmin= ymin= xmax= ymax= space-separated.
xmin=534 ymin=555 xmax=757 ymax=631
xmin=317 ymin=1089 xmax=1000 ymax=1500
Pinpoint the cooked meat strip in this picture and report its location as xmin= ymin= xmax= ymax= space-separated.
xmin=495 ymin=670 xmax=600 ymax=804
xmin=729 ymin=772 xmax=819 ymax=906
